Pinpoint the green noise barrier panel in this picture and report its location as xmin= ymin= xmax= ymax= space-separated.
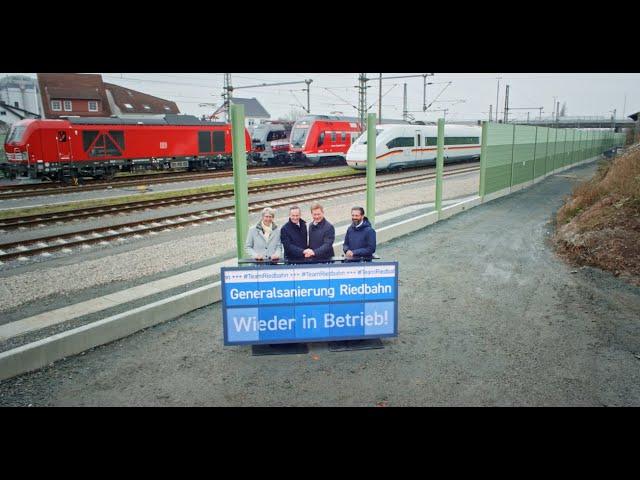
xmin=480 ymin=122 xmax=622 ymax=196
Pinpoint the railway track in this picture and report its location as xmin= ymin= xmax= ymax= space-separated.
xmin=0 ymin=164 xmax=480 ymax=264
xmin=0 ymin=172 xmax=364 ymax=230
xmin=0 ymin=165 xmax=298 ymax=200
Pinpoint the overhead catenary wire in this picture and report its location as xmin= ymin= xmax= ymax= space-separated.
xmin=367 ymin=84 xmax=399 ymax=110
xmin=87 ymin=73 xmax=640 ymax=122
xmin=323 ymin=88 xmax=359 ymax=112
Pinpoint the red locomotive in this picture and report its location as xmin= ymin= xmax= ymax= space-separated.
xmin=3 ymin=114 xmax=252 ymax=183
xmin=288 ymin=115 xmax=362 ymax=166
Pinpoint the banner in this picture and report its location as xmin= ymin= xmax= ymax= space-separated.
xmin=221 ymin=262 xmax=399 ymax=345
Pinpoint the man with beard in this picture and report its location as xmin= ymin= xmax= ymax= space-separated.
xmin=343 ymin=206 xmax=376 ymax=260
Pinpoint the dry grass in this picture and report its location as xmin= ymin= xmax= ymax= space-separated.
xmin=554 ymin=144 xmax=640 ymax=284
xmin=557 ymin=147 xmax=640 ymax=224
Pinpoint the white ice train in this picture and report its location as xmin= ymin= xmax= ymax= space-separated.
xmin=346 ymin=123 xmax=482 ymax=170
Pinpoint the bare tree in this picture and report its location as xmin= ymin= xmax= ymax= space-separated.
xmin=278 ymin=107 xmax=307 ymax=123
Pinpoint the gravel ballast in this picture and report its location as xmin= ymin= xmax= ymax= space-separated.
xmin=0 ymin=170 xmax=479 ymax=312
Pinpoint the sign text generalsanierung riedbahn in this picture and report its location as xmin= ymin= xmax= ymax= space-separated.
xmin=221 ymin=262 xmax=399 ymax=345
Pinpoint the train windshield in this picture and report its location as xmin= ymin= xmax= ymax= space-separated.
xmin=6 ymin=125 xmax=26 ymax=144
xmin=290 ymin=126 xmax=308 ymax=147
xmin=251 ymin=125 xmax=270 ymax=143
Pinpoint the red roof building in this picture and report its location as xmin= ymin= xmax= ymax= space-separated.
xmin=38 ymin=73 xmax=111 ymax=118
xmin=37 ymin=73 xmax=179 ymax=119
xmin=104 ymin=82 xmax=179 ymax=116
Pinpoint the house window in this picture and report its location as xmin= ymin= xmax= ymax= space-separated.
xmin=163 ymin=106 xmax=171 ymax=111
xmin=124 ymin=103 xmax=133 ymax=109
xmin=0 ymin=111 xmax=6 ymax=116
xmin=64 ymin=100 xmax=72 ymax=111
xmin=88 ymin=101 xmax=98 ymax=112
xmin=143 ymin=105 xmax=151 ymax=110
xmin=14 ymin=101 xmax=19 ymax=108
xmin=51 ymin=100 xmax=62 ymax=111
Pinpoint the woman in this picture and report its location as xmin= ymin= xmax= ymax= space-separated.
xmin=245 ymin=207 xmax=283 ymax=261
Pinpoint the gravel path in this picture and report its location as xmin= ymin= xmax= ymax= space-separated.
xmin=0 ymin=170 xmax=479 ymax=312
xmin=1 ymin=161 xmax=638 ymax=406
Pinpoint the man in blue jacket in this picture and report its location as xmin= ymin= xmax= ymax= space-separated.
xmin=343 ymin=206 xmax=376 ymax=259
xmin=304 ymin=202 xmax=335 ymax=261
xmin=280 ymin=206 xmax=308 ymax=261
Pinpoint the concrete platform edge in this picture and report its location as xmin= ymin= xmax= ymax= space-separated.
xmin=0 ymin=283 xmax=221 ymax=381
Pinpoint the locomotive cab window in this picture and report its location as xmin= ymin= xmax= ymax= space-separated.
xmin=6 ymin=125 xmax=26 ymax=143
xmin=290 ymin=127 xmax=309 ymax=147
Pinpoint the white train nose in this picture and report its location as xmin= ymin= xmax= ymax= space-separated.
xmin=346 ymin=144 xmax=368 ymax=169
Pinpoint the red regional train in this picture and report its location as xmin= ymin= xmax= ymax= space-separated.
xmin=2 ymin=114 xmax=252 ymax=183
xmin=287 ymin=115 xmax=409 ymax=166
xmin=288 ymin=115 xmax=362 ymax=166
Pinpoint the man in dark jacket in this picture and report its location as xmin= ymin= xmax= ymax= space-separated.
xmin=343 ymin=206 xmax=376 ymax=259
xmin=304 ymin=202 xmax=335 ymax=261
xmin=280 ymin=206 xmax=308 ymax=261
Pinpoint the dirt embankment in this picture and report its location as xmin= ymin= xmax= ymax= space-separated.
xmin=554 ymin=144 xmax=640 ymax=285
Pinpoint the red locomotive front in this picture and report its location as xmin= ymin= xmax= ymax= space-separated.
xmin=3 ymin=115 xmax=252 ymax=183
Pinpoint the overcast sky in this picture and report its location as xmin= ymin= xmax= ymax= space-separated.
xmin=6 ymin=73 xmax=640 ymax=122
